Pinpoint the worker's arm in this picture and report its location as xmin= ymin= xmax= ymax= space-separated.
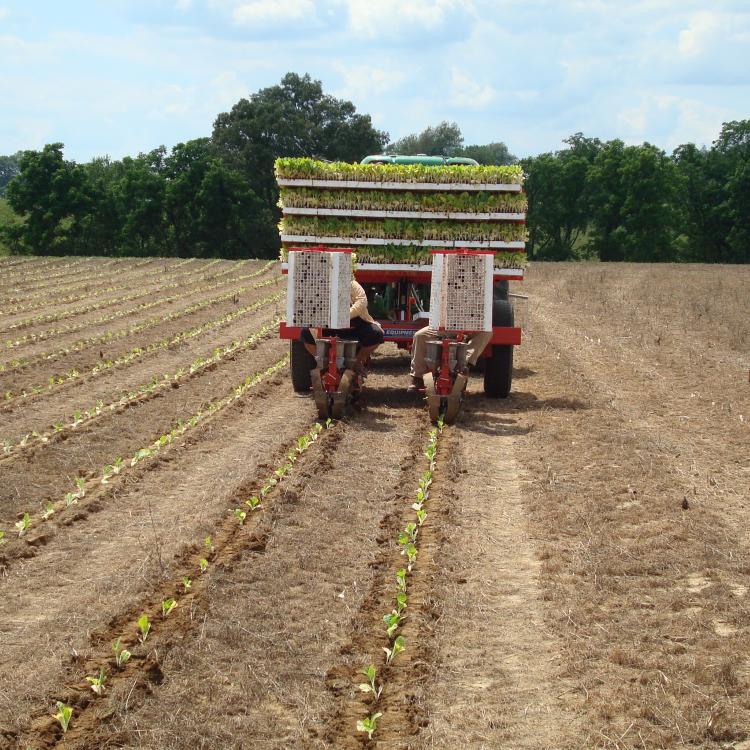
xmin=349 ymin=280 xmax=369 ymax=320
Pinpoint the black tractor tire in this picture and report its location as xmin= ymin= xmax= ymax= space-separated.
xmin=493 ymin=279 xmax=509 ymax=301
xmin=484 ymin=299 xmax=514 ymax=398
xmin=290 ymin=339 xmax=316 ymax=392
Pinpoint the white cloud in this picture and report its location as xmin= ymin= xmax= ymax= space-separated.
xmin=342 ymin=0 xmax=475 ymax=37
xmin=678 ymin=11 xmax=722 ymax=56
xmin=334 ymin=63 xmax=407 ymax=98
xmin=174 ymin=0 xmax=193 ymax=10
xmin=231 ymin=0 xmax=315 ymax=25
xmin=0 ymin=7 xmax=9 ymax=21
xmin=449 ymin=68 xmax=494 ymax=108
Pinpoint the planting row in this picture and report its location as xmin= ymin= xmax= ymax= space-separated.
xmin=0 ymin=257 xmax=144 ymax=292
xmin=1 ymin=282 xmax=281 ymax=404
xmin=1 ymin=257 xmax=243 ymax=333
xmin=0 ymin=257 xmax=204 ymax=312
xmin=356 ymin=420 xmax=443 ymax=741
xmin=279 ymin=187 xmax=528 ymax=214
xmin=1 ymin=354 xmax=290 ymax=548
xmin=0 ymin=260 xmax=276 ymax=372
xmin=275 ymin=158 xmax=525 ymax=186
xmin=2 ymin=261 xmax=277 ymax=351
xmin=35 ymin=420 xmax=329 ymax=743
xmin=1 ymin=309 xmax=282 ymax=458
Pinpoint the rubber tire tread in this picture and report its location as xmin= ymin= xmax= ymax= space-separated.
xmin=484 ymin=299 xmax=514 ymax=398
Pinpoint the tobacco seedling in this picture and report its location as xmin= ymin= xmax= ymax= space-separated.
xmin=204 ymin=535 xmax=213 ymax=552
xmin=245 ymin=495 xmax=261 ymax=511
xmin=54 ymin=701 xmax=73 ymax=733
xmin=199 ymin=558 xmax=208 ymax=574
xmin=64 ymin=492 xmax=78 ymax=507
xmin=42 ymin=502 xmax=55 ymax=520
xmin=75 ymin=477 xmax=86 ymax=498
xmin=182 ymin=576 xmax=192 ymax=591
xmin=383 ymin=635 xmax=405 ymax=665
xmin=0 ymin=531 xmax=5 ymax=545
xmin=234 ymin=508 xmax=247 ymax=525
xmin=162 ymin=598 xmax=177 ymax=618
xmin=403 ymin=543 xmax=417 ymax=569
xmin=358 ymin=664 xmax=383 ymax=700
xmin=396 ymin=592 xmax=407 ymax=613
xmin=416 ymin=508 xmax=427 ymax=526
xmin=383 ymin=611 xmax=402 ymax=638
xmin=138 ymin=614 xmax=151 ymax=643
xmin=112 ymin=638 xmax=131 ymax=668
xmin=15 ymin=513 xmax=30 ymax=537
xmin=86 ymin=667 xmax=107 ymax=695
xmin=356 ymin=712 xmax=382 ymax=740
xmin=395 ymin=568 xmax=406 ymax=593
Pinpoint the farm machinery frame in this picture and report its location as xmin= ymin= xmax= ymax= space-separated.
xmin=276 ymin=155 xmax=527 ymax=423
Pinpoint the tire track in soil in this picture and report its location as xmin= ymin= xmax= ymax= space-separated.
xmin=413 ymin=390 xmax=578 ymax=750
xmin=1 ymin=260 xmax=275 ymax=367
xmin=46 ymin=353 xmax=428 ymax=750
xmin=0 ymin=329 xmax=288 ymax=525
xmin=0 ymin=281 xmax=284 ymax=439
xmin=0 ymin=368 xmax=317 ymax=746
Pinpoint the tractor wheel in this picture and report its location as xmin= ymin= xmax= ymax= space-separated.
xmin=484 ymin=299 xmax=514 ymax=398
xmin=290 ymin=340 xmax=316 ymax=392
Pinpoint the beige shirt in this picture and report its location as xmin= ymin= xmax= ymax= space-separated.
xmin=350 ymin=280 xmax=374 ymax=323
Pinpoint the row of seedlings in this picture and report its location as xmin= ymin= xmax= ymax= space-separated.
xmin=1 ymin=356 xmax=290 ymax=546
xmin=0 ymin=257 xmax=207 ymax=313
xmin=356 ymin=419 xmax=443 ymax=740
xmin=1 ymin=310 xmax=282 ymax=458
xmin=0 ymin=260 xmax=276 ymax=372
xmin=48 ymin=420 xmax=331 ymax=737
xmin=1 ymin=280 xmax=281 ymax=403
xmin=2 ymin=260 xmax=276 ymax=351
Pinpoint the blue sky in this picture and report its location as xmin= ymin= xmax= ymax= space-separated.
xmin=1 ymin=1 xmax=748 ymax=162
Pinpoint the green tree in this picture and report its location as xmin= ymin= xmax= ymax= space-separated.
xmin=3 ymin=143 xmax=91 ymax=255
xmin=586 ymin=141 xmax=681 ymax=262
xmin=0 ymin=152 xmax=22 ymax=196
xmin=459 ymin=141 xmax=516 ymax=165
xmin=212 ymin=72 xmax=387 ymax=257
xmin=522 ymin=134 xmax=601 ymax=260
xmin=389 ymin=121 xmax=463 ymax=156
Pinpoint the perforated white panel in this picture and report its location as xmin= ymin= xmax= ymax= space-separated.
xmin=429 ymin=252 xmax=493 ymax=331
xmin=286 ymin=250 xmax=351 ymax=328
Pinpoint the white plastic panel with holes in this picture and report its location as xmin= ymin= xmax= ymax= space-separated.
xmin=286 ymin=249 xmax=351 ymax=328
xmin=429 ymin=251 xmax=494 ymax=331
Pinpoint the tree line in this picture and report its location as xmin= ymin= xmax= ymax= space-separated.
xmin=1 ymin=72 xmax=748 ymax=263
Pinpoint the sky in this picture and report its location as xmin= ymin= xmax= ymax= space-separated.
xmin=1 ymin=0 xmax=749 ymax=163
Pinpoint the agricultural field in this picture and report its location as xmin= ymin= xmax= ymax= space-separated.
xmin=0 ymin=256 xmax=748 ymax=749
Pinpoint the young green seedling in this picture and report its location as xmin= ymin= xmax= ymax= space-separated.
xmin=383 ymin=635 xmax=405 ymax=665
xmin=204 ymin=535 xmax=213 ymax=552
xmin=245 ymin=495 xmax=261 ymax=511
xmin=395 ymin=568 xmax=407 ymax=593
xmin=41 ymin=502 xmax=55 ymax=520
xmin=403 ymin=543 xmax=417 ymax=570
xmin=112 ymin=638 xmax=131 ymax=668
xmin=199 ymin=558 xmax=209 ymax=574
xmin=64 ymin=492 xmax=78 ymax=507
xmin=162 ymin=598 xmax=177 ymax=618
xmin=86 ymin=667 xmax=107 ymax=695
xmin=358 ymin=664 xmax=382 ymax=699
xmin=0 ymin=530 xmax=5 ymax=545
xmin=416 ymin=508 xmax=427 ymax=526
xmin=75 ymin=477 xmax=86 ymax=497
xmin=54 ymin=701 xmax=73 ymax=733
xmin=356 ymin=712 xmax=383 ymax=740
xmin=395 ymin=592 xmax=407 ymax=613
xmin=137 ymin=614 xmax=151 ymax=643
xmin=15 ymin=513 xmax=30 ymax=537
xmin=182 ymin=576 xmax=192 ymax=591
xmin=383 ymin=610 xmax=402 ymax=638
xmin=234 ymin=508 xmax=247 ymax=525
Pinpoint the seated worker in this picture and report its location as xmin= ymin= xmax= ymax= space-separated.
xmin=408 ymin=325 xmax=492 ymax=392
xmin=300 ymin=279 xmax=384 ymax=374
